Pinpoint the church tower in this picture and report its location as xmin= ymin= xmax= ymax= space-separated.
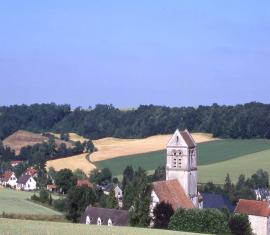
xmin=166 ymin=129 xmax=198 ymax=207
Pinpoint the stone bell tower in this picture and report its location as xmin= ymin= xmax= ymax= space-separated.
xmin=166 ymin=129 xmax=198 ymax=207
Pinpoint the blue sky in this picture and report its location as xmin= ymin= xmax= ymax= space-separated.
xmin=0 ymin=1 xmax=270 ymax=108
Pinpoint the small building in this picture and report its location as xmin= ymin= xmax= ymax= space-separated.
xmin=235 ymin=199 xmax=270 ymax=235
xmin=77 ymin=179 xmax=93 ymax=188
xmin=0 ymin=171 xmax=17 ymax=188
xmin=201 ymin=193 xmax=235 ymax=212
xmin=16 ymin=175 xmax=36 ymax=191
xmin=80 ymin=206 xmax=129 ymax=226
xmin=103 ymin=184 xmax=123 ymax=207
xmin=24 ymin=167 xmax=38 ymax=178
xmin=47 ymin=184 xmax=57 ymax=192
xmin=10 ymin=160 xmax=23 ymax=167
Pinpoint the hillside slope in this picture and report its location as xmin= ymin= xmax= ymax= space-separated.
xmin=3 ymin=130 xmax=73 ymax=155
xmin=0 ymin=218 xmax=203 ymax=235
xmin=91 ymin=133 xmax=218 ymax=162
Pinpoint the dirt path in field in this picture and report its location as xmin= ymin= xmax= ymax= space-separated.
xmin=91 ymin=133 xmax=219 ymax=162
xmin=46 ymin=153 xmax=96 ymax=174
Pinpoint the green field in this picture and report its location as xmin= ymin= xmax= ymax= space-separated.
xmin=0 ymin=188 xmax=62 ymax=215
xmin=0 ymin=218 xmax=202 ymax=235
xmin=95 ymin=139 xmax=270 ymax=184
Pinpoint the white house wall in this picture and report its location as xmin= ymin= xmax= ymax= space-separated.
xmin=249 ymin=215 xmax=268 ymax=235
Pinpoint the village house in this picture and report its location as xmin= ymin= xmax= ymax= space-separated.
xmin=235 ymin=199 xmax=270 ymax=235
xmin=80 ymin=206 xmax=129 ymax=226
xmin=47 ymin=184 xmax=57 ymax=192
xmin=103 ymin=184 xmax=123 ymax=207
xmin=24 ymin=167 xmax=38 ymax=178
xmin=77 ymin=179 xmax=94 ymax=188
xmin=10 ymin=160 xmax=23 ymax=167
xmin=16 ymin=175 xmax=37 ymax=191
xmin=0 ymin=171 xmax=17 ymax=188
xmin=150 ymin=129 xmax=199 ymax=218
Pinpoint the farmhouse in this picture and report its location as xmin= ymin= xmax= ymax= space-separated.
xmin=150 ymin=129 xmax=199 ymax=215
xmin=24 ymin=167 xmax=38 ymax=178
xmin=77 ymin=179 xmax=93 ymax=188
xmin=235 ymin=199 xmax=270 ymax=235
xmin=80 ymin=206 xmax=129 ymax=226
xmin=10 ymin=160 xmax=23 ymax=167
xmin=0 ymin=171 xmax=17 ymax=188
xmin=16 ymin=175 xmax=36 ymax=191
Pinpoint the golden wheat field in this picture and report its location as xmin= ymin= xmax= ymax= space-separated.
xmin=46 ymin=133 xmax=217 ymax=174
xmin=46 ymin=153 xmax=96 ymax=174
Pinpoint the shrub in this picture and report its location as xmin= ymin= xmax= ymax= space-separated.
xmin=39 ymin=189 xmax=49 ymax=203
xmin=229 ymin=214 xmax=252 ymax=235
xmin=153 ymin=202 xmax=174 ymax=229
xmin=168 ymin=208 xmax=230 ymax=234
xmin=53 ymin=199 xmax=67 ymax=212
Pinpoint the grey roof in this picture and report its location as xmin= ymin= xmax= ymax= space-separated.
xmin=202 ymin=193 xmax=235 ymax=212
xmin=180 ymin=130 xmax=196 ymax=148
xmin=80 ymin=207 xmax=129 ymax=226
xmin=17 ymin=175 xmax=32 ymax=185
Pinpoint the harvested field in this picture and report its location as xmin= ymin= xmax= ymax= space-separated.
xmin=91 ymin=133 xmax=218 ymax=162
xmin=3 ymin=130 xmax=73 ymax=155
xmin=46 ymin=153 xmax=96 ymax=174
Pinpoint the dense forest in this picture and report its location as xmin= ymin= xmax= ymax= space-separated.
xmin=1 ymin=102 xmax=270 ymax=140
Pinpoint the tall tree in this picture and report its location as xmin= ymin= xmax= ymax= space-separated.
xmin=153 ymin=202 xmax=174 ymax=229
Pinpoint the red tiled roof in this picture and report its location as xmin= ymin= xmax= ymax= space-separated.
xmin=235 ymin=199 xmax=270 ymax=217
xmin=153 ymin=179 xmax=195 ymax=210
xmin=1 ymin=171 xmax=14 ymax=182
xmin=47 ymin=184 xmax=57 ymax=190
xmin=77 ymin=179 xmax=93 ymax=188
xmin=25 ymin=167 xmax=37 ymax=176
xmin=10 ymin=160 xmax=23 ymax=165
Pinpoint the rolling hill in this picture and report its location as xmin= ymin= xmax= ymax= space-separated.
xmin=3 ymin=130 xmax=73 ymax=155
xmin=46 ymin=132 xmax=217 ymax=175
xmin=0 ymin=188 xmax=62 ymax=216
xmin=0 ymin=218 xmax=203 ymax=235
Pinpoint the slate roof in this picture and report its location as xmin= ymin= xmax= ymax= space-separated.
xmin=152 ymin=179 xmax=195 ymax=210
xmin=235 ymin=199 xmax=270 ymax=217
xmin=80 ymin=207 xmax=129 ymax=226
xmin=167 ymin=129 xmax=196 ymax=148
xmin=17 ymin=175 xmax=32 ymax=185
xmin=202 ymin=193 xmax=235 ymax=212
xmin=1 ymin=171 xmax=14 ymax=182
xmin=180 ymin=130 xmax=196 ymax=148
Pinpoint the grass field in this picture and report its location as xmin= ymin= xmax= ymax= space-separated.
xmin=95 ymin=139 xmax=270 ymax=183
xmin=0 ymin=188 xmax=62 ymax=215
xmin=0 ymin=218 xmax=203 ymax=235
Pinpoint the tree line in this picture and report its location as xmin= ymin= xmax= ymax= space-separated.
xmin=1 ymin=102 xmax=270 ymax=140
